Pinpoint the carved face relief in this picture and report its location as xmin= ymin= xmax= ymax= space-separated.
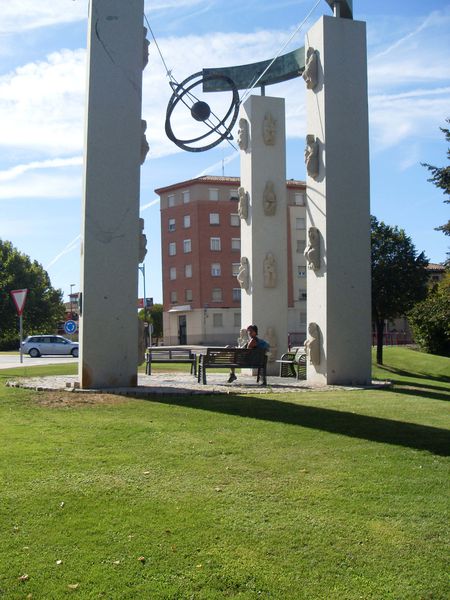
xmin=305 ymin=322 xmax=320 ymax=365
xmin=263 ymin=252 xmax=277 ymax=288
xmin=141 ymin=120 xmax=149 ymax=165
xmin=263 ymin=181 xmax=277 ymax=216
xmin=238 ymin=186 xmax=249 ymax=220
xmin=304 ymin=226 xmax=320 ymax=270
xmin=302 ymin=47 xmax=319 ymax=90
xmin=305 ymin=134 xmax=319 ymax=180
xmin=237 ymin=256 xmax=250 ymax=290
xmin=263 ymin=112 xmax=276 ymax=146
xmin=143 ymin=27 xmax=150 ymax=70
xmin=237 ymin=118 xmax=249 ymax=151
xmin=138 ymin=217 xmax=147 ymax=263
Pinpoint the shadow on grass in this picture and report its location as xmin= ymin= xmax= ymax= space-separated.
xmin=376 ymin=364 xmax=450 ymax=386
xmin=142 ymin=393 xmax=450 ymax=457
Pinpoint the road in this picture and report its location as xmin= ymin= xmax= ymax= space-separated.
xmin=0 ymin=354 xmax=77 ymax=370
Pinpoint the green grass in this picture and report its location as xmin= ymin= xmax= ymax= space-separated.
xmin=0 ymin=348 xmax=449 ymax=599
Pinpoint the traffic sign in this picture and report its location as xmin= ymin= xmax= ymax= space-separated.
xmin=64 ymin=320 xmax=77 ymax=334
xmin=10 ymin=289 xmax=28 ymax=316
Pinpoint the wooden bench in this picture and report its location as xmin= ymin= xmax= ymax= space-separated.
xmin=276 ymin=347 xmax=306 ymax=380
xmin=145 ymin=348 xmax=197 ymax=376
xmin=197 ymin=347 xmax=267 ymax=385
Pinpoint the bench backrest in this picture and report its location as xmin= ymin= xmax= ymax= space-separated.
xmin=205 ymin=347 xmax=266 ymax=367
xmin=148 ymin=349 xmax=194 ymax=360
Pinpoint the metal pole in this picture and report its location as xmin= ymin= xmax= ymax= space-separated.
xmin=19 ymin=314 xmax=23 ymax=364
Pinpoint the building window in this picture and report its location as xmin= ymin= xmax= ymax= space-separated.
xmin=230 ymin=213 xmax=240 ymax=226
xmin=234 ymin=312 xmax=240 ymax=327
xmin=170 ymin=290 xmax=177 ymax=303
xmin=298 ymin=268 xmax=306 ymax=277
xmin=210 ymin=237 xmax=221 ymax=251
xmin=168 ymin=218 xmax=175 ymax=232
xmin=185 ymin=289 xmax=193 ymax=302
xmin=183 ymin=239 xmax=192 ymax=253
xmin=169 ymin=242 xmax=176 ymax=256
xmin=297 ymin=240 xmax=306 ymax=253
xmin=209 ymin=213 xmax=220 ymax=225
xmin=232 ymin=263 xmax=240 ymax=277
xmin=211 ymin=263 xmax=221 ymax=277
xmin=232 ymin=288 xmax=241 ymax=302
xmin=296 ymin=217 xmax=305 ymax=230
xmin=185 ymin=264 xmax=192 ymax=278
xmin=213 ymin=313 xmax=223 ymax=327
xmin=182 ymin=190 xmax=190 ymax=204
xmin=295 ymin=192 xmax=305 ymax=206
xmin=300 ymin=291 xmax=307 ymax=300
xmin=169 ymin=267 xmax=176 ymax=280
xmin=209 ymin=188 xmax=219 ymax=201
xmin=168 ymin=194 xmax=175 ymax=207
xmin=231 ymin=238 xmax=240 ymax=251
xmin=212 ymin=288 xmax=222 ymax=302
xmin=229 ymin=189 xmax=239 ymax=201
xmin=183 ymin=215 xmax=191 ymax=228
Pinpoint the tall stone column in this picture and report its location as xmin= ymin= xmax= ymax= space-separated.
xmin=80 ymin=0 xmax=145 ymax=388
xmin=304 ymin=15 xmax=371 ymax=385
xmin=239 ymin=96 xmax=288 ymax=375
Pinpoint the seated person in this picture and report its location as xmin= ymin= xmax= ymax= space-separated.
xmin=228 ymin=324 xmax=269 ymax=383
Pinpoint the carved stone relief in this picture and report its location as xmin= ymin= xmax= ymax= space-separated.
xmin=265 ymin=327 xmax=278 ymax=362
xmin=262 ymin=112 xmax=276 ymax=145
xmin=237 ymin=328 xmax=248 ymax=348
xmin=304 ymin=226 xmax=320 ymax=270
xmin=237 ymin=256 xmax=250 ymax=290
xmin=305 ymin=134 xmax=320 ymax=180
xmin=238 ymin=186 xmax=249 ymax=220
xmin=140 ymin=120 xmax=149 ymax=165
xmin=263 ymin=252 xmax=276 ymax=288
xmin=305 ymin=322 xmax=320 ymax=366
xmin=237 ymin=117 xmax=249 ymax=151
xmin=263 ymin=181 xmax=277 ymax=216
xmin=138 ymin=217 xmax=147 ymax=264
xmin=302 ymin=47 xmax=319 ymax=90
xmin=143 ymin=27 xmax=150 ymax=70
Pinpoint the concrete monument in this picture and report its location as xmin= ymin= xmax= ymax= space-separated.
xmin=80 ymin=0 xmax=146 ymax=388
xmin=238 ymin=186 xmax=249 ymax=220
xmin=263 ymin=252 xmax=277 ymax=288
xmin=262 ymin=112 xmax=276 ymax=145
xmin=237 ymin=117 xmax=250 ymax=151
xmin=304 ymin=322 xmax=320 ymax=365
xmin=302 ymin=47 xmax=319 ymax=90
xmin=263 ymin=181 xmax=277 ymax=216
xmin=304 ymin=226 xmax=320 ymax=270
xmin=305 ymin=134 xmax=320 ymax=180
xmin=237 ymin=257 xmax=250 ymax=291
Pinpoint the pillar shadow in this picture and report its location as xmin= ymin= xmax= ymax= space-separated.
xmin=140 ymin=392 xmax=449 ymax=457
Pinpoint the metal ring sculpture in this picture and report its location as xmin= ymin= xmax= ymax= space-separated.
xmin=165 ymin=71 xmax=240 ymax=153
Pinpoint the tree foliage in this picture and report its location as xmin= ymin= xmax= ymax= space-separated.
xmin=408 ymin=272 xmax=450 ymax=357
xmin=422 ymin=118 xmax=450 ymax=236
xmin=138 ymin=303 xmax=163 ymax=342
xmin=371 ymin=217 xmax=429 ymax=364
xmin=0 ymin=239 xmax=65 ymax=346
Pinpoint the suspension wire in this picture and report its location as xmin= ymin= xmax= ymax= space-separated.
xmin=239 ymin=0 xmax=321 ymax=106
xmin=144 ymin=13 xmax=176 ymax=84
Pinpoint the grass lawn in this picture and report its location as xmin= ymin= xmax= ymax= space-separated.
xmin=0 ymin=348 xmax=449 ymax=599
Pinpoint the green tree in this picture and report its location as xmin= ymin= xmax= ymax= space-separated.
xmin=0 ymin=239 xmax=65 ymax=346
xmin=371 ymin=217 xmax=429 ymax=365
xmin=422 ymin=118 xmax=450 ymax=236
xmin=138 ymin=303 xmax=163 ymax=344
xmin=408 ymin=272 xmax=450 ymax=356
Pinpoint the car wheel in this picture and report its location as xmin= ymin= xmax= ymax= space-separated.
xmin=29 ymin=348 xmax=41 ymax=358
xmin=71 ymin=348 xmax=79 ymax=358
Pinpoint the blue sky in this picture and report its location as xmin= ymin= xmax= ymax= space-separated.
xmin=1 ymin=0 xmax=449 ymax=304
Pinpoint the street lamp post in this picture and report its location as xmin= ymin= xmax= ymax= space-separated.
xmin=69 ymin=283 xmax=75 ymax=319
xmin=138 ymin=264 xmax=150 ymax=347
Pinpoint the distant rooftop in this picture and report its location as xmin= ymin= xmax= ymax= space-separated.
xmin=155 ymin=175 xmax=305 ymax=195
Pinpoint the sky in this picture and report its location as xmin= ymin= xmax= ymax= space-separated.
xmin=1 ymin=0 xmax=449 ymax=305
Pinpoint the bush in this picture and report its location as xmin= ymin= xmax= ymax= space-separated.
xmin=408 ymin=274 xmax=450 ymax=356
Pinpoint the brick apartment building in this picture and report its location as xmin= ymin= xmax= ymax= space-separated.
xmin=156 ymin=175 xmax=307 ymax=346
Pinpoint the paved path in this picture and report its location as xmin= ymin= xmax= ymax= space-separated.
xmin=6 ymin=371 xmax=374 ymax=396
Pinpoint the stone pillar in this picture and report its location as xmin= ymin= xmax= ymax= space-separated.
xmin=80 ymin=0 xmax=144 ymax=388
xmin=304 ymin=15 xmax=371 ymax=385
xmin=239 ymin=96 xmax=288 ymax=375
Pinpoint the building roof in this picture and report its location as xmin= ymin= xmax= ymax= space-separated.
xmin=427 ymin=263 xmax=446 ymax=272
xmin=155 ymin=175 xmax=305 ymax=195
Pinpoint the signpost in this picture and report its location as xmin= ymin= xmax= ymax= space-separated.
xmin=10 ymin=289 xmax=28 ymax=364
xmin=64 ymin=320 xmax=78 ymax=335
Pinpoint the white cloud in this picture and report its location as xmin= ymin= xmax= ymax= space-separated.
xmin=0 ymin=170 xmax=82 ymax=200
xmin=0 ymin=156 xmax=82 ymax=182
xmin=0 ymin=1 xmax=88 ymax=33
xmin=45 ymin=235 xmax=81 ymax=269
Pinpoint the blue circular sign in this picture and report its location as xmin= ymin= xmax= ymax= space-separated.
xmin=64 ymin=320 xmax=77 ymax=334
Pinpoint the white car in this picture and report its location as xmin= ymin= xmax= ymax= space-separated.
xmin=22 ymin=335 xmax=79 ymax=358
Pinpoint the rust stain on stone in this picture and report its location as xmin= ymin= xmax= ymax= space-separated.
xmin=82 ymin=362 xmax=93 ymax=389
